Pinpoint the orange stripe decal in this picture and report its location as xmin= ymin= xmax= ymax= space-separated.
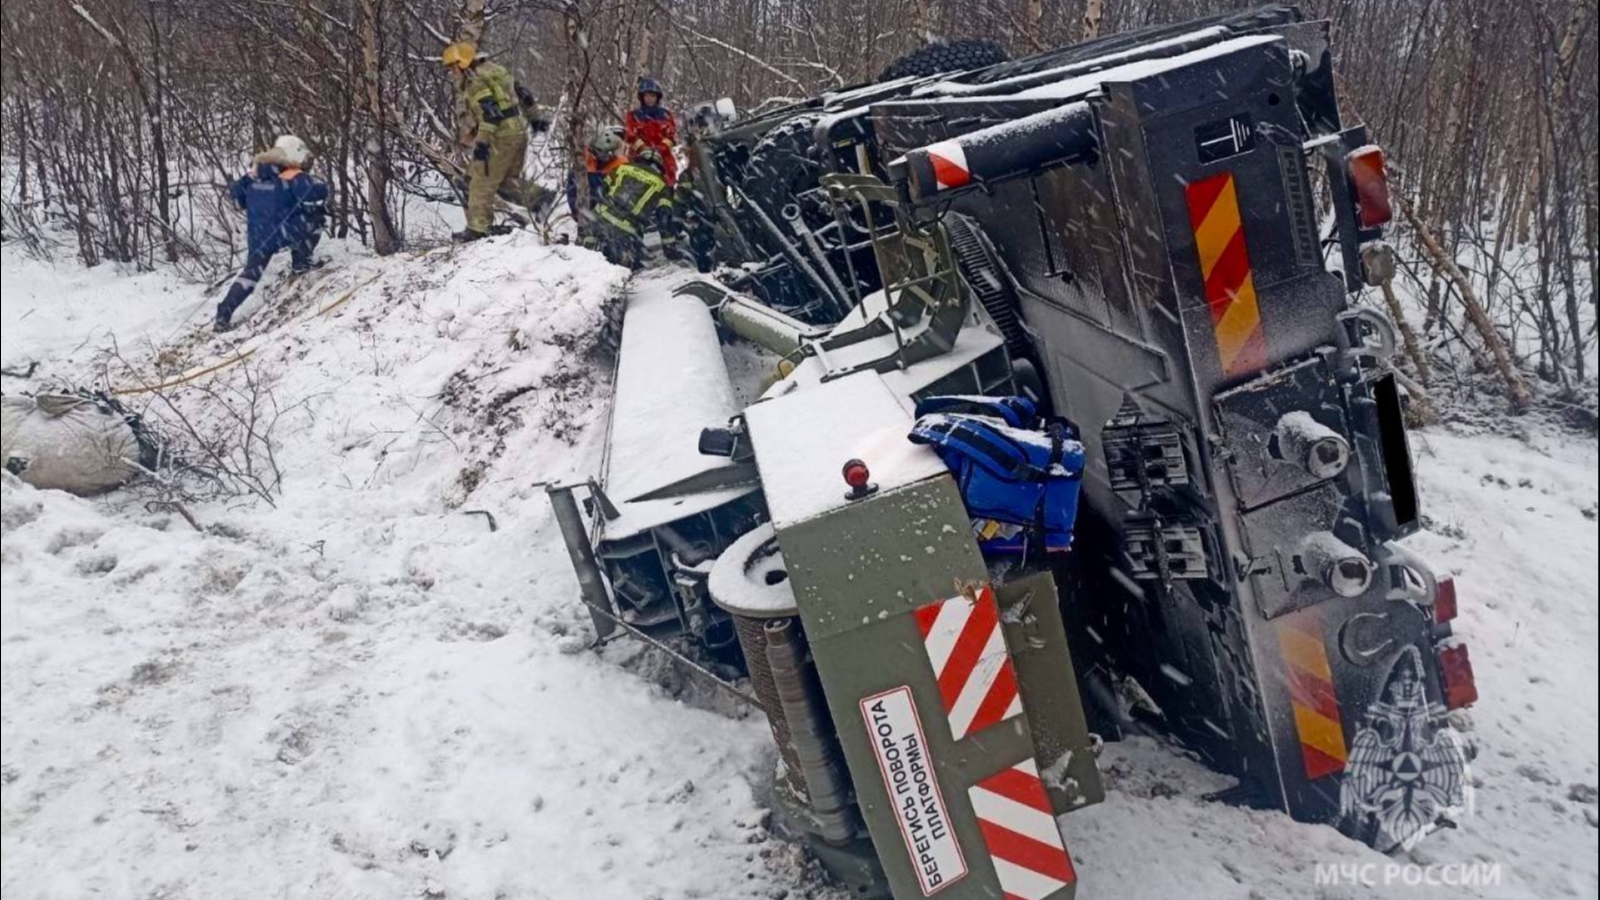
xmin=1276 ymin=608 xmax=1349 ymax=781
xmin=1186 ymin=172 xmax=1267 ymax=379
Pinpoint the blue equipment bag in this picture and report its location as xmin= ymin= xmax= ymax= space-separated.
xmin=908 ymin=396 xmax=1085 ymax=555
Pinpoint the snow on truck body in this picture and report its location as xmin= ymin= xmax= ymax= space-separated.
xmin=555 ymin=5 xmax=1480 ymax=897
xmin=744 ymin=373 xmax=943 ymax=530
xmin=604 ymin=277 xmax=744 ymax=507
xmin=560 ymin=271 xmax=1105 ymax=899
xmin=813 ymin=8 xmax=1475 ymax=852
xmin=739 ymin=371 xmax=1102 ymax=900
xmin=576 ymin=278 xmax=764 ymax=645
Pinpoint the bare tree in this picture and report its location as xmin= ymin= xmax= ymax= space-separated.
xmin=1 ymin=0 xmax=1593 ymax=406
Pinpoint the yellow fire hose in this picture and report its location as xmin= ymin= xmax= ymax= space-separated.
xmin=112 ymin=347 xmax=260 ymax=396
xmin=111 ymin=274 xmax=380 ymax=396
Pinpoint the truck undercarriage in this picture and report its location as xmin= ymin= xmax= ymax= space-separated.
xmin=550 ymin=7 xmax=1481 ymax=898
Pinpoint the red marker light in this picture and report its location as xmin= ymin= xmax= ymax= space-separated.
xmin=1347 ymin=146 xmax=1393 ymax=230
xmin=842 ymin=459 xmax=876 ymax=500
xmin=843 ymin=459 xmax=870 ymax=488
xmin=1433 ymin=576 xmax=1458 ymax=625
xmin=1437 ymin=642 xmax=1478 ymax=709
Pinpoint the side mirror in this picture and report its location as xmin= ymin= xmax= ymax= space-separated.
xmin=699 ymin=426 xmax=740 ymax=458
xmin=715 ymin=97 xmax=737 ymax=121
xmin=699 ymin=416 xmax=754 ymax=461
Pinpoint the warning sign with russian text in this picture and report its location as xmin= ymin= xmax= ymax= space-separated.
xmin=859 ymin=686 xmax=967 ymax=895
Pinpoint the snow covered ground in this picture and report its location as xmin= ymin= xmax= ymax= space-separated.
xmin=2 ymin=240 xmax=1596 ymax=899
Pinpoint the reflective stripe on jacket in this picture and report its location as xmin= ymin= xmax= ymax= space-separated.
xmin=597 ymin=163 xmax=672 ymax=235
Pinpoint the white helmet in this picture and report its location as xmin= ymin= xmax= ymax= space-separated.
xmin=273 ymin=135 xmax=311 ymax=167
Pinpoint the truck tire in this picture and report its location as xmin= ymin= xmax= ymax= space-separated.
xmin=745 ymin=112 xmax=826 ymax=225
xmin=878 ymin=40 xmax=1010 ymax=81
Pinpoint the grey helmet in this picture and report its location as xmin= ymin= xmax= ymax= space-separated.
xmin=590 ymin=126 xmax=624 ymax=157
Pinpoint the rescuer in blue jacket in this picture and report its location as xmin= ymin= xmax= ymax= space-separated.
xmin=215 ymin=135 xmax=329 ymax=332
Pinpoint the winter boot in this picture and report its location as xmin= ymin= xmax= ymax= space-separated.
xmin=452 ymin=228 xmax=490 ymax=243
xmin=214 ymin=282 xmax=250 ymax=332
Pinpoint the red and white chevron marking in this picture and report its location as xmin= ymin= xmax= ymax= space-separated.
xmin=913 ymin=586 xmax=1023 ymax=742
xmin=967 ymin=759 xmax=1077 ymax=900
xmin=923 ymin=140 xmax=971 ymax=191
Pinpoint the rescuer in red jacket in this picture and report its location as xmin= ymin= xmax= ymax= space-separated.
xmin=624 ymin=76 xmax=679 ymax=186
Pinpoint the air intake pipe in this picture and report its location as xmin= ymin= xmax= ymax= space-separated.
xmin=889 ymin=101 xmax=1098 ymax=203
xmin=674 ymin=280 xmax=828 ymax=358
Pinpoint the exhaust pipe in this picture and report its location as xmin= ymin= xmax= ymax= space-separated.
xmin=1298 ymin=532 xmax=1375 ymax=598
xmin=1275 ymin=411 xmax=1351 ymax=480
xmin=675 ymin=280 xmax=827 ymax=357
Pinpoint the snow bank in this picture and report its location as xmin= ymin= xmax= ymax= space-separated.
xmin=1 ymin=471 xmax=799 ymax=899
xmin=0 ymin=253 xmax=208 ymax=373
xmin=1398 ymin=427 xmax=1599 ymax=896
xmin=0 ymin=240 xmax=827 ymax=900
xmin=55 ymin=234 xmax=631 ymax=514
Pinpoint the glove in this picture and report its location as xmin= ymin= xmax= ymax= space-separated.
xmin=478 ymin=97 xmax=515 ymax=124
xmin=472 ymin=142 xmax=490 ymax=163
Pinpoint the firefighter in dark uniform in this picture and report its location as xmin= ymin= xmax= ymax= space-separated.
xmin=215 ymin=135 xmax=328 ymax=332
xmin=595 ymin=147 xmax=679 ymax=269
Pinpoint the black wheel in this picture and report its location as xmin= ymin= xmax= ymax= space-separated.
xmin=744 ymin=112 xmax=826 ymax=226
xmin=878 ymin=39 xmax=1010 ymax=81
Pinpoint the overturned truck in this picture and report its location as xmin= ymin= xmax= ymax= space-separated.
xmin=551 ymin=7 xmax=1479 ymax=898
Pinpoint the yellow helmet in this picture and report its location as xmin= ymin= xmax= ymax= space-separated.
xmin=441 ymin=42 xmax=477 ymax=70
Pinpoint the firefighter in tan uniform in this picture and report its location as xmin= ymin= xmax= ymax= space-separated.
xmin=440 ymin=42 xmax=551 ymax=242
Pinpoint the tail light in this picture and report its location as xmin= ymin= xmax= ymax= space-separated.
xmin=1437 ymin=642 xmax=1478 ymax=709
xmin=1346 ymin=146 xmax=1392 ymax=229
xmin=1433 ymin=576 xmax=1458 ymax=625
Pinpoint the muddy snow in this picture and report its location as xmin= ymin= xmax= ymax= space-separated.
xmin=3 ymin=239 xmax=1596 ymax=900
